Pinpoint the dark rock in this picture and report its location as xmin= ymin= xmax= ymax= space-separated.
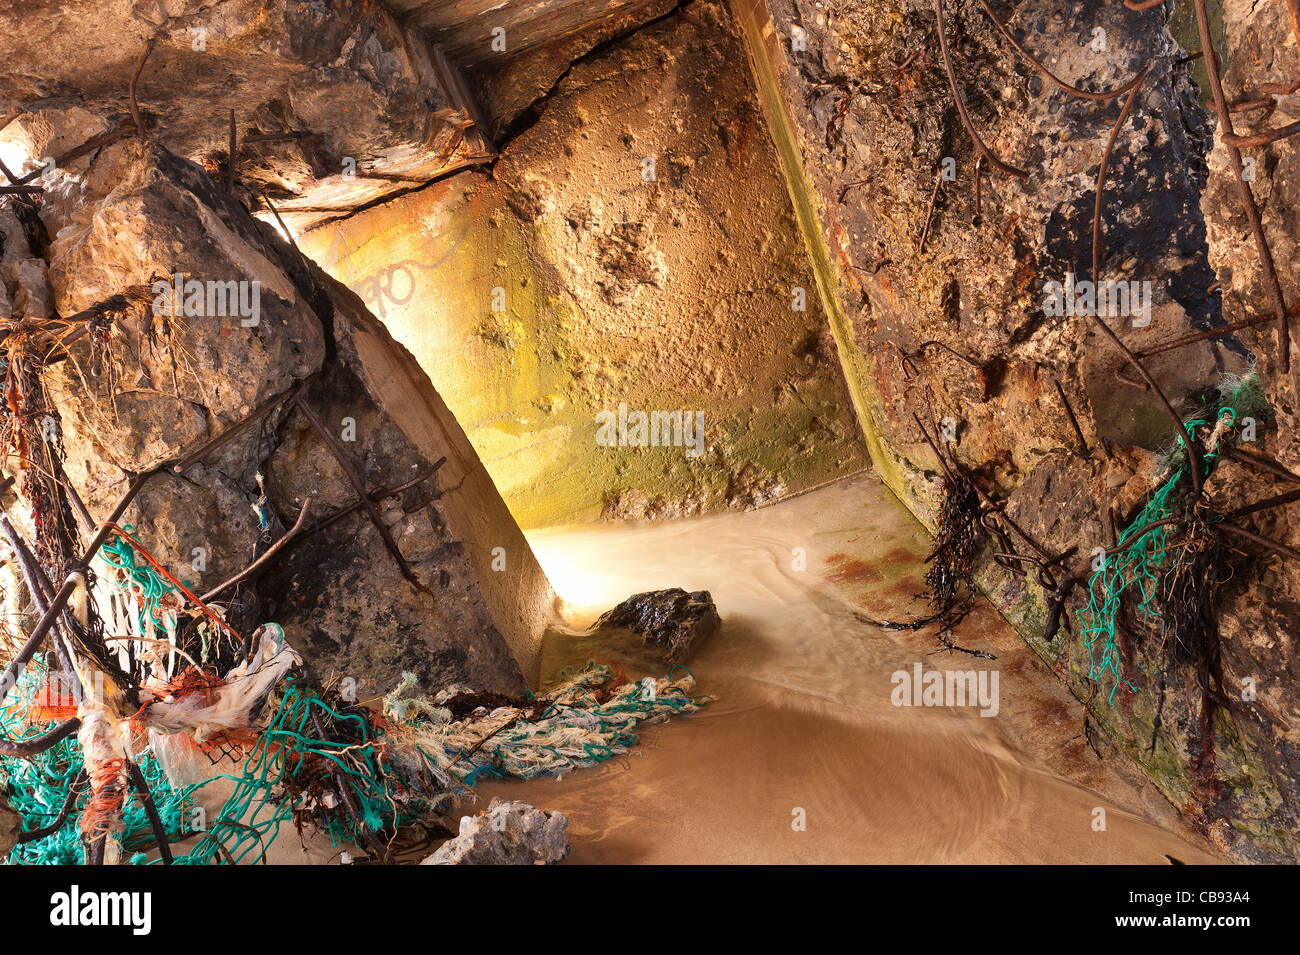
xmin=590 ymin=587 xmax=721 ymax=664
xmin=0 ymin=795 xmax=18 ymax=859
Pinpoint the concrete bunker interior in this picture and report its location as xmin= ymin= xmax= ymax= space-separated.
xmin=0 ymin=0 xmax=1297 ymax=867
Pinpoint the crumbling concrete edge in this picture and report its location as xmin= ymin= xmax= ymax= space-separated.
xmin=729 ymin=0 xmax=912 ymax=512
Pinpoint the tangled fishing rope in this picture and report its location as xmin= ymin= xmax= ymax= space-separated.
xmin=386 ymin=663 xmax=711 ymax=785
xmin=1 ymin=625 xmax=711 ymax=864
xmin=1078 ymin=374 xmax=1270 ymax=703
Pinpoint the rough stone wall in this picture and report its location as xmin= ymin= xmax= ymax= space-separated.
xmin=25 ymin=138 xmax=552 ymax=697
xmin=733 ymin=0 xmax=1297 ymax=859
xmin=299 ymin=0 xmax=868 ymax=528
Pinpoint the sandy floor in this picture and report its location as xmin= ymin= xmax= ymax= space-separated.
xmin=467 ymin=472 xmax=1222 ymax=864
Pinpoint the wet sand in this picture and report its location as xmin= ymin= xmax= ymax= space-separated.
xmin=473 ymin=473 xmax=1221 ymax=864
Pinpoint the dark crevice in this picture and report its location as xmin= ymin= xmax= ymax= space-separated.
xmin=490 ymin=0 xmax=694 ymax=151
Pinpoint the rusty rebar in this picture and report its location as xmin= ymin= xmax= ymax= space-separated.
xmin=3 ymin=473 xmax=152 ymax=707
xmin=1225 ymin=488 xmax=1300 ymax=520
xmin=1222 ymin=120 xmax=1300 ymax=149
xmin=10 ymin=122 xmax=142 ymax=187
xmin=1220 ymin=521 xmax=1300 ymax=562
xmin=934 ymin=0 xmax=1029 ymax=179
xmin=171 ymin=382 xmax=303 ymax=474
xmin=1 ymin=514 xmax=84 ymax=706
xmin=1193 ymin=0 xmax=1291 ymax=373
xmin=918 ymin=167 xmax=944 ymax=253
xmin=130 ymin=37 xmax=156 ymax=138
xmin=241 ymin=131 xmax=313 ymax=144
xmin=1133 ymin=311 xmax=1281 ymax=359
xmin=311 ymin=462 xmax=445 ymax=535
xmin=0 ymin=718 xmax=81 ymax=759
xmin=259 ymin=192 xmax=313 ymax=275
xmin=1226 ymin=446 xmax=1300 ymax=483
xmin=126 ymin=760 xmax=173 ymax=865
xmin=17 ymin=769 xmax=87 ymax=843
xmin=1115 ymin=363 xmax=1151 ymax=391
xmin=1054 ymin=378 xmax=1089 ymax=456
xmin=200 ymin=497 xmax=313 ymax=602
xmin=904 ymin=340 xmax=985 ymax=370
xmin=911 ymin=412 xmax=957 ymax=482
xmin=226 ymin=108 xmax=237 ymax=192
xmin=293 ymin=395 xmax=431 ymax=596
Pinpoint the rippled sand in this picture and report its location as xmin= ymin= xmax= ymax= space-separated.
xmin=472 ymin=473 xmax=1221 ymax=864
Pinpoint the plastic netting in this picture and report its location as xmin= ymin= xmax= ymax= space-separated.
xmin=1077 ymin=374 xmax=1266 ymax=702
xmin=2 ymin=660 xmax=711 ymax=863
xmin=0 ymin=661 xmax=420 ymax=864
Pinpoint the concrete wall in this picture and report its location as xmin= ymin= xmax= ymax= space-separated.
xmin=299 ymin=0 xmax=866 ymax=529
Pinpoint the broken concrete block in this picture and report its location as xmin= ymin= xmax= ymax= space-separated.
xmin=421 ymin=799 xmax=569 ymax=865
xmin=31 ymin=139 xmax=552 ymax=697
xmin=590 ymin=587 xmax=721 ymax=664
xmin=41 ymin=139 xmax=326 ymax=479
xmin=265 ymin=273 xmax=556 ymax=694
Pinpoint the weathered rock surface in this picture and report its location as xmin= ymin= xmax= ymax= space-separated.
xmin=1197 ymin=0 xmax=1300 ymax=859
xmin=421 ymin=798 xmax=570 ymax=865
